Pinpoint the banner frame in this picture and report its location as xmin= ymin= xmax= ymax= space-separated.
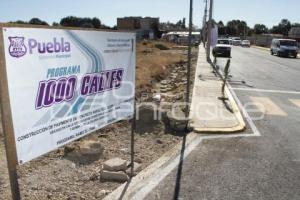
xmin=0 ymin=27 xmax=21 ymax=200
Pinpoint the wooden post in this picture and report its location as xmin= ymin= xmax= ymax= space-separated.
xmin=0 ymin=27 xmax=21 ymax=200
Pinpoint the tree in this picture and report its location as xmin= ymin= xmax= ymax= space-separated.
xmin=270 ymin=19 xmax=291 ymax=36
xmin=29 ymin=18 xmax=49 ymax=26
xmin=160 ymin=19 xmax=188 ymax=30
xmin=175 ymin=20 xmax=182 ymax=28
xmin=59 ymin=16 xmax=106 ymax=29
xmin=9 ymin=20 xmax=27 ymax=24
xmin=225 ymin=20 xmax=250 ymax=37
xmin=292 ymin=23 xmax=300 ymax=27
xmin=218 ymin=21 xmax=226 ymax=36
xmin=182 ymin=18 xmax=186 ymax=29
xmin=60 ymin=16 xmax=82 ymax=27
xmin=253 ymin=24 xmax=268 ymax=34
xmin=92 ymin=17 xmax=101 ymax=29
xmin=52 ymin=22 xmax=59 ymax=26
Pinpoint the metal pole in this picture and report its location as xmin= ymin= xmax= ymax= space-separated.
xmin=206 ymin=0 xmax=213 ymax=60
xmin=130 ymin=100 xmax=136 ymax=177
xmin=130 ymin=38 xmax=136 ymax=178
xmin=186 ymin=0 xmax=193 ymax=119
xmin=202 ymin=0 xmax=208 ymax=46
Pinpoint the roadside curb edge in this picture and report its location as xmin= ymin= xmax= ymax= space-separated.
xmin=191 ymin=84 xmax=246 ymax=133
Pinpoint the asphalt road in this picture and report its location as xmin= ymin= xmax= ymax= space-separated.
xmin=144 ymin=46 xmax=300 ymax=200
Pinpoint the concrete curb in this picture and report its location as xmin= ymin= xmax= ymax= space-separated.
xmin=252 ymin=45 xmax=269 ymax=51
xmin=191 ymin=85 xmax=246 ymax=133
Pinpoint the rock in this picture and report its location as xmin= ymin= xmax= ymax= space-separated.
xmin=120 ymin=148 xmax=129 ymax=154
xmin=153 ymin=94 xmax=162 ymax=102
xmin=167 ymin=106 xmax=188 ymax=131
xmin=160 ymin=84 xmax=168 ymax=89
xmin=95 ymin=190 xmax=110 ymax=198
xmin=66 ymin=140 xmax=104 ymax=164
xmin=100 ymin=170 xmax=129 ymax=182
xmin=156 ymin=139 xmax=163 ymax=144
xmin=79 ymin=141 xmax=103 ymax=156
xmin=64 ymin=145 xmax=76 ymax=154
xmin=31 ymin=185 xmax=39 ymax=190
xmin=160 ymin=80 xmax=169 ymax=85
xmin=126 ymin=162 xmax=142 ymax=176
xmin=161 ymin=87 xmax=172 ymax=93
xmin=134 ymin=158 xmax=143 ymax=163
xmin=89 ymin=167 xmax=101 ymax=181
xmin=161 ymin=88 xmax=168 ymax=93
xmin=47 ymin=193 xmax=53 ymax=199
xmin=103 ymin=158 xmax=127 ymax=171
xmin=45 ymin=185 xmax=58 ymax=192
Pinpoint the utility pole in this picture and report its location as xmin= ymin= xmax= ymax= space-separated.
xmin=186 ymin=0 xmax=193 ymax=119
xmin=202 ymin=0 xmax=208 ymax=46
xmin=206 ymin=0 xmax=213 ymax=61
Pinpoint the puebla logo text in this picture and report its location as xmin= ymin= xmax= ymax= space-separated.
xmin=8 ymin=37 xmax=27 ymax=58
xmin=8 ymin=37 xmax=71 ymax=58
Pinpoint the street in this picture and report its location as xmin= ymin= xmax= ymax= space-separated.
xmin=144 ymin=47 xmax=300 ymax=200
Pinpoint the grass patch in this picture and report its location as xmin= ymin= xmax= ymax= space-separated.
xmin=136 ymin=41 xmax=185 ymax=90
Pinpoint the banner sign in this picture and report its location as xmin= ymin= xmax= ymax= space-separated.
xmin=2 ymin=27 xmax=135 ymax=164
xmin=211 ymin=26 xmax=218 ymax=47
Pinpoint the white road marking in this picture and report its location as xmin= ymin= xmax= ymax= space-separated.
xmin=250 ymin=97 xmax=287 ymax=116
xmin=290 ymin=99 xmax=300 ymax=108
xmin=228 ymin=84 xmax=261 ymax=136
xmin=232 ymin=87 xmax=300 ymax=95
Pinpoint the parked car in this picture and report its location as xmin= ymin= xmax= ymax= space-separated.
xmin=232 ymin=37 xmax=242 ymax=46
xmin=241 ymin=40 xmax=251 ymax=47
xmin=213 ymin=39 xmax=231 ymax=58
xmin=271 ymin=39 xmax=298 ymax=58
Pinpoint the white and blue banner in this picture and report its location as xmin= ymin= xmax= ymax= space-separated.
xmin=2 ymin=27 xmax=135 ymax=164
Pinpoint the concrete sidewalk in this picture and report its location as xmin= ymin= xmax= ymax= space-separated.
xmin=189 ymin=46 xmax=245 ymax=133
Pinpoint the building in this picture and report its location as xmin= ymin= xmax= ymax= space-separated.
xmin=162 ymin=31 xmax=201 ymax=45
xmin=289 ymin=27 xmax=300 ymax=41
xmin=247 ymin=34 xmax=283 ymax=47
xmin=117 ymin=17 xmax=141 ymax=30
xmin=117 ymin=17 xmax=159 ymax=40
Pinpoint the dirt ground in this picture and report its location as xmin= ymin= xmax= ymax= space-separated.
xmin=0 ymin=41 xmax=198 ymax=200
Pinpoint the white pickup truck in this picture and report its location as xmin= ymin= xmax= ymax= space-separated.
xmin=212 ymin=39 xmax=231 ymax=58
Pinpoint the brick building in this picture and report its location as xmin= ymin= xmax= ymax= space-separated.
xmin=117 ymin=17 xmax=159 ymax=40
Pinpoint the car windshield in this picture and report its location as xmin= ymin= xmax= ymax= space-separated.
xmin=218 ymin=40 xmax=230 ymax=44
xmin=280 ymin=40 xmax=297 ymax=46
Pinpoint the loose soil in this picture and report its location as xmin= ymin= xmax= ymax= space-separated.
xmin=0 ymin=41 xmax=198 ymax=200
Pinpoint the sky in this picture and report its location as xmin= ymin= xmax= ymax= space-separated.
xmin=0 ymin=0 xmax=299 ymax=28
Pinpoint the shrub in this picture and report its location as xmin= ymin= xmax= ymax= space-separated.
xmin=154 ymin=43 xmax=170 ymax=50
